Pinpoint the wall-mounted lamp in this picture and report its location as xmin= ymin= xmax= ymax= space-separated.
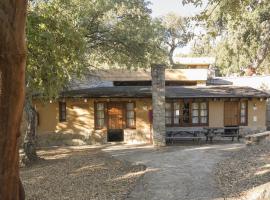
xmin=49 ymin=100 xmax=52 ymax=103
xmin=84 ymin=99 xmax=87 ymax=103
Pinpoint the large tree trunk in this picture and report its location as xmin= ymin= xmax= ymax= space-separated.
xmin=0 ymin=0 xmax=27 ymax=200
xmin=21 ymin=97 xmax=39 ymax=165
xmin=169 ymin=46 xmax=176 ymax=67
xmin=251 ymin=19 xmax=270 ymax=69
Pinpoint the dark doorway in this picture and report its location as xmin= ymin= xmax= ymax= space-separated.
xmin=107 ymin=129 xmax=124 ymax=142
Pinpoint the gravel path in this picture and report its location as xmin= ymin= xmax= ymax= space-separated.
xmin=104 ymin=143 xmax=244 ymax=200
xmin=21 ymin=146 xmax=145 ymax=200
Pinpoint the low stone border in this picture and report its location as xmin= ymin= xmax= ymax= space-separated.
xmin=245 ymin=131 xmax=270 ymax=145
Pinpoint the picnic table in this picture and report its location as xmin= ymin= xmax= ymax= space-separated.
xmin=166 ymin=130 xmax=204 ymax=144
xmin=203 ymin=126 xmax=240 ymax=142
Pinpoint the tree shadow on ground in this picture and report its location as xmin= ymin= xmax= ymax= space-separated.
xmin=20 ymin=145 xmax=146 ymax=200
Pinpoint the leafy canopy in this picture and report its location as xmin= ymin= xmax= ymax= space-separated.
xmin=159 ymin=13 xmax=193 ymax=66
xmin=27 ymin=0 xmax=87 ymax=98
xmin=27 ymin=0 xmax=166 ymax=98
xmin=185 ymin=0 xmax=270 ymax=75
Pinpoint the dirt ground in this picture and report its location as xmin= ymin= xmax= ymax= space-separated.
xmin=20 ymin=145 xmax=145 ymax=200
xmin=215 ymin=141 xmax=270 ymax=199
xmin=103 ymin=142 xmax=244 ymax=200
xmin=21 ymin=142 xmax=253 ymax=200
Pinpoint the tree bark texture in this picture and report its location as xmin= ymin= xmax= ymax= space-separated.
xmin=0 ymin=0 xmax=27 ymax=199
xmin=252 ymin=19 xmax=270 ymax=69
xmin=169 ymin=46 xmax=176 ymax=67
xmin=22 ymin=98 xmax=39 ymax=165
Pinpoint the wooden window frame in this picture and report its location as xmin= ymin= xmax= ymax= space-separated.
xmin=239 ymin=101 xmax=248 ymax=126
xmin=198 ymin=102 xmax=209 ymax=125
xmin=165 ymin=99 xmax=209 ymax=127
xmin=125 ymin=102 xmax=136 ymax=129
xmin=165 ymin=101 xmax=181 ymax=126
xmin=59 ymin=101 xmax=66 ymax=122
xmin=94 ymin=102 xmax=107 ymax=130
xmin=191 ymin=102 xmax=200 ymax=125
xmin=183 ymin=100 xmax=209 ymax=127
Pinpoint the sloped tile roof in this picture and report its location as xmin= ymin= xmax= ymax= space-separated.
xmin=61 ymin=86 xmax=270 ymax=98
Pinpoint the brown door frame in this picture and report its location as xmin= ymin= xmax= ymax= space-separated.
xmin=107 ymin=102 xmax=124 ymax=130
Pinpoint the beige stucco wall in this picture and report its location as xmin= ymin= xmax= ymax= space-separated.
xmin=209 ymin=99 xmax=267 ymax=132
xmin=34 ymin=98 xmax=267 ymax=146
xmin=123 ymin=99 xmax=152 ymax=143
xmin=247 ymin=99 xmax=267 ymax=131
xmin=34 ymin=98 xmax=152 ymax=146
xmin=35 ymin=99 xmax=95 ymax=134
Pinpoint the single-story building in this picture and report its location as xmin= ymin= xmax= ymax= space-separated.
xmin=34 ymin=65 xmax=270 ymax=146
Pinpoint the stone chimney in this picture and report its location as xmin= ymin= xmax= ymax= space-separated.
xmin=151 ymin=64 xmax=166 ymax=146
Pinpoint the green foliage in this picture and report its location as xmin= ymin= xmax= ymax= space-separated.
xmin=159 ymin=13 xmax=193 ymax=66
xmin=27 ymin=1 xmax=87 ymax=98
xmin=80 ymin=0 xmax=166 ymax=68
xmin=186 ymin=0 xmax=270 ymax=75
xmin=27 ymin=0 xmax=166 ymax=99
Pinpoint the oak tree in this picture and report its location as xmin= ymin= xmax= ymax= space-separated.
xmin=184 ymin=0 xmax=270 ymax=75
xmin=0 ymin=0 xmax=27 ymax=199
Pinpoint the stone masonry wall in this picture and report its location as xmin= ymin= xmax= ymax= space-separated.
xmin=151 ymin=64 xmax=166 ymax=146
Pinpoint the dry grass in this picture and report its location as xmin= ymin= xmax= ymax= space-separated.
xmin=20 ymin=146 xmax=146 ymax=200
xmin=215 ymin=141 xmax=270 ymax=199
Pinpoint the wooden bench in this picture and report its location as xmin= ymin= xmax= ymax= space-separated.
xmin=245 ymin=131 xmax=270 ymax=145
xmin=166 ymin=130 xmax=204 ymax=144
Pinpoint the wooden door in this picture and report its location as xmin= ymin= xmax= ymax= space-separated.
xmin=108 ymin=103 xmax=123 ymax=130
xmin=224 ymin=101 xmax=239 ymax=126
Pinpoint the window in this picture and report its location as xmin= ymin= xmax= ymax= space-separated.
xmin=126 ymin=102 xmax=135 ymax=128
xmin=165 ymin=103 xmax=172 ymax=125
xmin=200 ymin=102 xmax=208 ymax=124
xmin=240 ymin=101 xmax=248 ymax=125
xmin=192 ymin=103 xmax=199 ymax=124
xmin=173 ymin=102 xmax=180 ymax=125
xmin=191 ymin=102 xmax=208 ymax=125
xmin=165 ymin=102 xmax=180 ymax=125
xmin=95 ymin=102 xmax=105 ymax=129
xmin=59 ymin=102 xmax=66 ymax=122
xmin=165 ymin=100 xmax=208 ymax=126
